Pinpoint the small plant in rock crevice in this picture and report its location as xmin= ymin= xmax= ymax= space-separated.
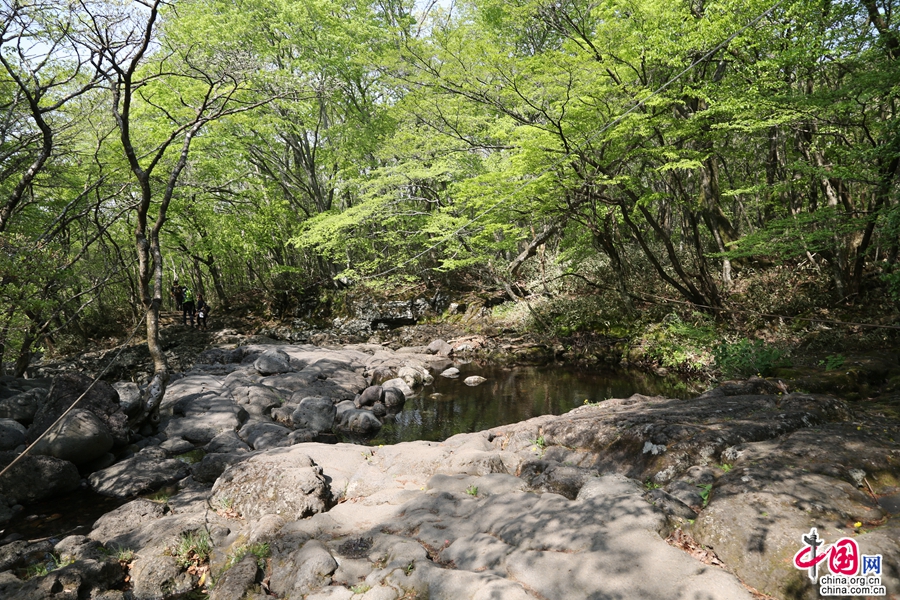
xmin=465 ymin=485 xmax=478 ymax=497
xmin=171 ymin=530 xmax=212 ymax=569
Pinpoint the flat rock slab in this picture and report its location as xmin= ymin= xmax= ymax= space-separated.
xmin=491 ymin=391 xmax=850 ymax=484
xmin=693 ymin=419 xmax=900 ymax=600
xmin=89 ymin=450 xmax=190 ymax=498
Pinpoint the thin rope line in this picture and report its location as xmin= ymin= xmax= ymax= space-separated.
xmin=0 ymin=306 xmax=151 ymax=482
xmin=364 ymin=0 xmax=786 ymax=279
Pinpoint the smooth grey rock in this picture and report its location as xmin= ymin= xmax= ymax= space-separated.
xmin=210 ymin=553 xmax=259 ymax=600
xmin=0 ymin=451 xmax=80 ymax=503
xmin=0 ymin=388 xmax=45 ymax=423
xmin=355 ymin=385 xmax=384 ymax=408
xmin=112 ymin=381 xmax=142 ymax=418
xmin=192 ymin=452 xmax=246 ymax=484
xmin=89 ymin=499 xmax=167 ymax=543
xmin=440 ymin=367 xmax=460 ymax=378
xmin=381 ymin=378 xmax=413 ymax=398
xmin=338 ymin=409 xmax=382 ymax=435
xmin=292 ymin=396 xmax=336 ymax=433
xmin=28 ymin=372 xmax=128 ymax=447
xmin=254 ymin=349 xmax=293 ymax=375
xmin=129 ymin=553 xmax=195 ymax=600
xmin=382 ymin=387 xmax=405 ymax=410
xmin=160 ymin=436 xmax=195 ymax=455
xmin=88 ymin=450 xmax=190 ymax=498
xmin=231 ymin=384 xmax=283 ymax=417
xmin=239 ymin=421 xmax=291 ymax=450
xmin=211 ymin=450 xmax=329 ymax=521
xmin=205 ymin=430 xmax=251 ymax=454
xmin=166 ymin=395 xmax=248 ymax=444
xmin=464 ymin=375 xmax=487 ymax=386
xmin=31 ymin=409 xmax=114 ymax=465
xmin=270 ymin=539 xmax=337 ymax=597
xmin=397 ymin=366 xmax=423 ymax=387
xmin=644 ymin=488 xmax=698 ymax=520
xmin=0 ymin=418 xmax=25 ymax=451
xmin=426 ymin=339 xmax=453 ymax=356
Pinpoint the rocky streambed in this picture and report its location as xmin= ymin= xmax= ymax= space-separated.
xmin=0 ymin=339 xmax=898 ymax=600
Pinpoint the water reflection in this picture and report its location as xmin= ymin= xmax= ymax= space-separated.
xmin=366 ymin=363 xmax=693 ymax=445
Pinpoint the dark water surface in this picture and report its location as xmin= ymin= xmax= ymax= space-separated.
xmin=367 ymin=362 xmax=693 ymax=445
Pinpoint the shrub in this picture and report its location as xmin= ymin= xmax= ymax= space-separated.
xmin=713 ymin=338 xmax=788 ymax=378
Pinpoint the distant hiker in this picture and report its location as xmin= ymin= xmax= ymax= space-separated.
xmin=171 ymin=280 xmax=184 ymax=311
xmin=196 ymin=294 xmax=210 ymax=330
xmin=182 ymin=286 xmax=196 ymax=327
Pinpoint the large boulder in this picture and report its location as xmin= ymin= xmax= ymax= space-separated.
xmin=0 ymin=388 xmax=46 ymax=423
xmin=0 ymin=418 xmax=26 ymax=451
xmin=291 ymin=396 xmax=336 ymax=433
xmin=165 ymin=395 xmax=248 ymax=444
xmin=0 ymin=451 xmax=80 ymax=503
xmin=111 ymin=381 xmax=142 ymax=419
xmin=30 ymin=409 xmax=114 ymax=465
xmin=27 ymin=373 xmax=129 ymax=447
xmin=88 ymin=447 xmax=190 ymax=498
xmin=211 ymin=449 xmax=329 ymax=521
xmin=238 ymin=421 xmax=291 ymax=450
xmin=355 ymin=385 xmax=383 ymax=408
xmin=337 ymin=409 xmax=382 ymax=435
xmin=254 ymin=349 xmax=293 ymax=375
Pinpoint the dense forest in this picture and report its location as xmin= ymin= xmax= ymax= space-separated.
xmin=1 ymin=0 xmax=898 ymax=396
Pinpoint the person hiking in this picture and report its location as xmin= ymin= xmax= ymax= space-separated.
xmin=182 ymin=286 xmax=196 ymax=327
xmin=196 ymin=294 xmax=210 ymax=330
xmin=171 ymin=280 xmax=184 ymax=311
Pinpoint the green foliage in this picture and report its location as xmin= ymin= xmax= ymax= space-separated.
xmin=224 ymin=542 xmax=270 ymax=573
xmin=696 ymin=484 xmax=713 ymax=507
xmin=172 ymin=530 xmax=212 ymax=569
xmin=713 ymin=339 xmax=788 ymax=378
xmin=644 ymin=481 xmax=661 ymax=491
xmin=819 ymin=354 xmax=846 ymax=372
xmin=634 ymin=313 xmax=717 ymax=372
xmin=466 ymin=485 xmax=479 ymax=497
xmin=719 ymin=464 xmax=733 ymax=473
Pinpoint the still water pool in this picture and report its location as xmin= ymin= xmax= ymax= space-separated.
xmin=365 ymin=362 xmax=695 ymax=445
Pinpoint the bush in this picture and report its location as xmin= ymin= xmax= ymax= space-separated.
xmin=713 ymin=338 xmax=788 ymax=378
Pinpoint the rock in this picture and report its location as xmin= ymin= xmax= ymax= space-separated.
xmin=88 ymin=449 xmax=190 ymax=498
xmin=239 ymin=421 xmax=291 ymax=450
xmin=211 ymin=449 xmax=329 ymax=521
xmin=0 ymin=451 xmax=80 ymax=503
xmin=192 ymin=452 xmax=246 ymax=484
xmin=89 ymin=499 xmax=167 ymax=542
xmin=337 ymin=409 xmax=382 ymax=435
xmin=381 ymin=378 xmax=414 ymax=399
xmin=397 ymin=366 xmax=423 ymax=387
xmin=426 ymin=339 xmax=453 ymax=356
xmin=0 ymin=418 xmax=26 ymax=451
xmin=160 ymin=436 xmax=195 ymax=455
xmin=30 ymin=409 xmax=114 ymax=465
xmin=271 ymin=404 xmax=296 ymax=427
xmin=130 ymin=553 xmax=196 ymax=600
xmin=165 ymin=395 xmax=248 ymax=444
xmin=205 ymin=430 xmax=251 ymax=454
xmin=464 ymin=375 xmax=487 ymax=386
xmin=270 ymin=539 xmax=338 ymax=597
xmin=28 ymin=372 xmax=129 ymax=447
xmin=210 ymin=553 xmax=259 ymax=600
xmin=254 ymin=349 xmax=293 ymax=375
xmin=382 ymin=387 xmax=405 ymax=411
xmin=231 ymin=384 xmax=283 ymax=418
xmin=0 ymin=557 xmax=124 ymax=600
xmin=644 ymin=488 xmax=698 ymax=521
xmin=288 ymin=429 xmax=317 ymax=445
xmin=0 ymin=388 xmax=46 ymax=423
xmin=440 ymin=367 xmax=460 ymax=378
xmin=292 ymin=396 xmax=336 ymax=433
xmin=355 ymin=385 xmax=384 ymax=408
xmin=111 ymin=381 xmax=142 ymax=418
xmin=692 ymin=421 xmax=900 ymax=600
